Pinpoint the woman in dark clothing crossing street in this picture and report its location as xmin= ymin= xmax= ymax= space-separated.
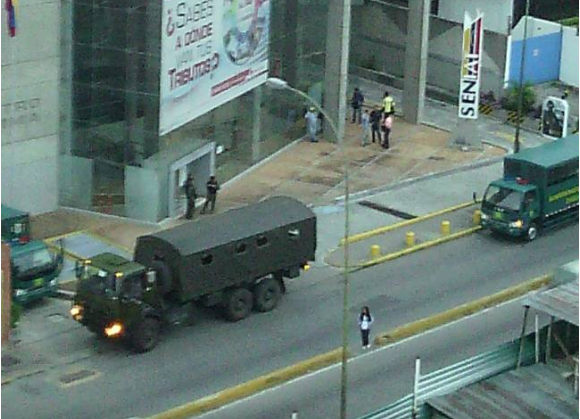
xmin=358 ymin=306 xmax=374 ymax=349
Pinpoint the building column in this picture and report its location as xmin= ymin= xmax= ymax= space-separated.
xmin=403 ymin=0 xmax=430 ymax=125
xmin=252 ymin=86 xmax=262 ymax=163
xmin=282 ymin=0 xmax=299 ymax=87
xmin=323 ymin=0 xmax=352 ymax=142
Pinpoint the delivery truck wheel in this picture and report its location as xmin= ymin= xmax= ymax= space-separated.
xmin=223 ymin=288 xmax=253 ymax=322
xmin=253 ymin=278 xmax=282 ymax=312
xmin=526 ymin=223 xmax=538 ymax=241
xmin=131 ymin=317 xmax=160 ymax=352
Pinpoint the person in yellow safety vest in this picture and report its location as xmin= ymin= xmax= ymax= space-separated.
xmin=382 ymin=91 xmax=395 ymax=116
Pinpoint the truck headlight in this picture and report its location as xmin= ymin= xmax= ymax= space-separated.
xmin=104 ymin=322 xmax=124 ymax=337
xmin=49 ymin=279 xmax=58 ymax=287
xmin=509 ymin=220 xmax=523 ymax=228
xmin=14 ymin=289 xmax=27 ymax=297
xmin=70 ymin=304 xmax=83 ymax=320
xmin=480 ymin=213 xmax=488 ymax=221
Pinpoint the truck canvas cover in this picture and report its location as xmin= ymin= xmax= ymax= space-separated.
xmin=134 ymin=196 xmax=316 ymax=300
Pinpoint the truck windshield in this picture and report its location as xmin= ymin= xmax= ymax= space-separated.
xmin=13 ymin=248 xmax=54 ymax=277
xmin=84 ymin=266 xmax=117 ymax=295
xmin=483 ymin=185 xmax=523 ymax=211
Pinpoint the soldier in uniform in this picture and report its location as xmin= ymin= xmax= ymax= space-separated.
xmin=202 ymin=175 xmax=220 ymax=214
xmin=184 ymin=174 xmax=197 ymax=220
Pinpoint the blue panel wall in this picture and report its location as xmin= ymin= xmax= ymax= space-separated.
xmin=509 ymin=32 xmax=562 ymax=85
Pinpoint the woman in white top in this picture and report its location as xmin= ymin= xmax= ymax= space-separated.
xmin=358 ymin=306 xmax=374 ymax=349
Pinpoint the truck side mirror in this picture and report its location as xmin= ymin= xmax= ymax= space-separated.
xmin=473 ymin=192 xmax=477 ymax=203
xmin=146 ymin=270 xmax=157 ymax=285
xmin=74 ymin=260 xmax=83 ymax=278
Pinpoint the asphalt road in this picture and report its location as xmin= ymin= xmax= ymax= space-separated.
xmin=2 ymin=222 xmax=577 ymax=419
xmin=195 ymin=296 xmax=540 ymax=419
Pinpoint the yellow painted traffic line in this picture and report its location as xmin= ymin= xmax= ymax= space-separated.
xmin=148 ymin=348 xmax=345 ymax=419
xmin=374 ymin=274 xmax=552 ymax=347
xmin=340 ymin=201 xmax=480 ymax=245
xmin=44 ymin=229 xmax=88 ymax=242
xmin=43 ymin=240 xmax=85 ymax=262
xmin=355 ymin=226 xmax=482 ymax=269
xmin=147 ymin=274 xmax=550 ymax=419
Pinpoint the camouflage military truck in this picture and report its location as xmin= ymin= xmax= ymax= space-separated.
xmin=71 ymin=196 xmax=316 ymax=352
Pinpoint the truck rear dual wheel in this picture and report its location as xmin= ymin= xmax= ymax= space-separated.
xmin=253 ymin=278 xmax=282 ymax=312
xmin=223 ymin=288 xmax=253 ymax=322
xmin=130 ymin=317 xmax=160 ymax=353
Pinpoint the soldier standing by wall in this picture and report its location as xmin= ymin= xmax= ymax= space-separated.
xmin=202 ymin=175 xmax=220 ymax=214
xmin=184 ymin=174 xmax=197 ymax=220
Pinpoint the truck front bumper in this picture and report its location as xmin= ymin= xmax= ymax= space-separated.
xmin=481 ymin=219 xmax=525 ymax=237
xmin=13 ymin=283 xmax=58 ymax=305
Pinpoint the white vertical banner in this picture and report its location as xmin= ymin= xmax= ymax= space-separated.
xmin=160 ymin=0 xmax=271 ymax=136
xmin=458 ymin=12 xmax=484 ymax=119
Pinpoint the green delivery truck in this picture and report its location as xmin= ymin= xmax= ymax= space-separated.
xmin=481 ymin=134 xmax=579 ymax=240
xmin=1 ymin=205 xmax=64 ymax=304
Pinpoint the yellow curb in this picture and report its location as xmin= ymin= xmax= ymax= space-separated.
xmin=148 ymin=348 xmax=345 ymax=419
xmin=356 ymin=226 xmax=482 ymax=269
xmin=374 ymin=274 xmax=552 ymax=347
xmin=84 ymin=231 xmax=133 ymax=255
xmin=340 ymin=201 xmax=480 ymax=245
xmin=43 ymin=240 xmax=85 ymax=262
xmin=44 ymin=230 xmax=87 ymax=243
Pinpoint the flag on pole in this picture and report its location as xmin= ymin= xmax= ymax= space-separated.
xmin=5 ymin=0 xmax=17 ymax=37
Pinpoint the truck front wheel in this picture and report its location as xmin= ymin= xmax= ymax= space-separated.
xmin=526 ymin=223 xmax=538 ymax=241
xmin=253 ymin=278 xmax=282 ymax=312
xmin=130 ymin=317 xmax=160 ymax=353
xmin=223 ymin=288 xmax=253 ymax=322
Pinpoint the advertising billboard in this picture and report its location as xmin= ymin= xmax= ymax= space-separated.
xmin=458 ymin=13 xmax=484 ymax=120
xmin=160 ymin=0 xmax=270 ymax=135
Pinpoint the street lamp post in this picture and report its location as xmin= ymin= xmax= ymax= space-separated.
xmin=266 ymin=77 xmax=351 ymax=419
xmin=514 ymin=0 xmax=530 ymax=153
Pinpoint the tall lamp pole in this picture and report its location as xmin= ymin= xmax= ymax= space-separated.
xmin=514 ymin=0 xmax=530 ymax=153
xmin=266 ymin=77 xmax=351 ymax=419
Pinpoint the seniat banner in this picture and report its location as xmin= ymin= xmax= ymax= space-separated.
xmin=458 ymin=12 xmax=484 ymax=120
xmin=160 ymin=0 xmax=270 ymax=135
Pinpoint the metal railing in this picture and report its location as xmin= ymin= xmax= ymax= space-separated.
xmin=358 ymin=338 xmax=535 ymax=419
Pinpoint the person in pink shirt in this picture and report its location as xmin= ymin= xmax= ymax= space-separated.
xmin=381 ymin=114 xmax=393 ymax=149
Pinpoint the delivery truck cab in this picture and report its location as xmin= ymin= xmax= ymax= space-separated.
xmin=2 ymin=204 xmax=64 ymax=304
xmin=481 ymin=134 xmax=579 ymax=240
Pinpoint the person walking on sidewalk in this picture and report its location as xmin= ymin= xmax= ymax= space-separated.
xmin=201 ymin=175 xmax=220 ymax=214
xmin=361 ymin=109 xmax=371 ymax=146
xmin=381 ymin=113 xmax=393 ymax=149
xmin=370 ymin=107 xmax=381 ymax=144
xmin=382 ymin=91 xmax=395 ymax=116
xmin=305 ymin=107 xmax=319 ymax=143
xmin=358 ymin=306 xmax=374 ymax=349
xmin=350 ymin=87 xmax=365 ymax=124
xmin=183 ymin=174 xmax=197 ymax=220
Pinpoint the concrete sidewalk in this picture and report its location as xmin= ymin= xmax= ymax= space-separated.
xmin=31 ymin=121 xmax=504 ymax=252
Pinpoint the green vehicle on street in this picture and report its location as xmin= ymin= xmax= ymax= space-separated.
xmin=2 ymin=205 xmax=64 ymax=304
xmin=481 ymin=134 xmax=579 ymax=240
xmin=71 ymin=197 xmax=316 ymax=352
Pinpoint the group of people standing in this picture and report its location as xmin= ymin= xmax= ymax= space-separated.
xmin=183 ymin=174 xmax=220 ymax=220
xmin=352 ymin=88 xmax=395 ymax=149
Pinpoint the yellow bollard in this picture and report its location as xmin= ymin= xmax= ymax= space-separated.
xmin=473 ymin=209 xmax=481 ymax=225
xmin=370 ymin=245 xmax=381 ymax=259
xmin=405 ymin=231 xmax=415 ymax=247
xmin=441 ymin=220 xmax=451 ymax=235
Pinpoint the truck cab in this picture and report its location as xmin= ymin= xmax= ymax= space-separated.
xmin=481 ymin=178 xmax=540 ymax=240
xmin=2 ymin=204 xmax=64 ymax=304
xmin=71 ymin=253 xmax=161 ymax=351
